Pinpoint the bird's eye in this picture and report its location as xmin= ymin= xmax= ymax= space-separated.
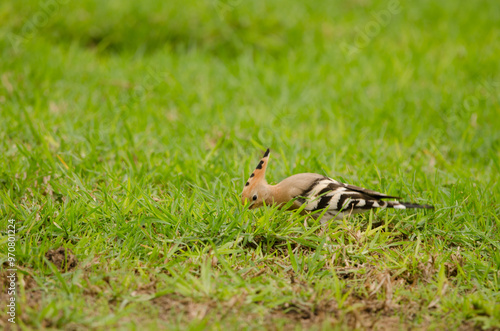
xmin=252 ymin=195 xmax=257 ymax=201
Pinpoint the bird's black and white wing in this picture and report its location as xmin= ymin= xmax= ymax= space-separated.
xmin=288 ymin=174 xmax=432 ymax=222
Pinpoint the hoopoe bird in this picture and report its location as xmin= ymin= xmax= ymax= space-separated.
xmin=241 ymin=148 xmax=433 ymax=222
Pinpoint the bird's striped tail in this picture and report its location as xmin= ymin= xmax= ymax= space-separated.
xmin=388 ymin=201 xmax=434 ymax=209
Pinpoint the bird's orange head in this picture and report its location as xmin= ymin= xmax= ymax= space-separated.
xmin=241 ymin=148 xmax=270 ymax=209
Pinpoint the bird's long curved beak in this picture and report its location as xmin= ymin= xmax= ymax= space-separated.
xmin=241 ymin=197 xmax=255 ymax=209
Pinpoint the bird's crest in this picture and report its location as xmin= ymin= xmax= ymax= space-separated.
xmin=242 ymin=148 xmax=270 ymax=194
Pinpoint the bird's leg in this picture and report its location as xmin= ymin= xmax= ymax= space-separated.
xmin=348 ymin=206 xmax=355 ymax=218
xmin=371 ymin=215 xmax=385 ymax=229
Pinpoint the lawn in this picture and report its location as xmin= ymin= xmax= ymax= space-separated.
xmin=0 ymin=0 xmax=499 ymax=329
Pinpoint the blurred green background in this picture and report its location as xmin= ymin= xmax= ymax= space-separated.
xmin=1 ymin=0 xmax=498 ymax=172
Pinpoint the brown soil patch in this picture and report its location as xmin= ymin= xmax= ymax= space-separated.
xmin=45 ymin=247 xmax=78 ymax=271
xmin=0 ymin=254 xmax=484 ymax=331
xmin=269 ymin=297 xmax=410 ymax=330
xmin=153 ymin=294 xmax=218 ymax=321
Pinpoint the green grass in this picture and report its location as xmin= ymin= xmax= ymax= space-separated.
xmin=0 ymin=0 xmax=499 ymax=329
